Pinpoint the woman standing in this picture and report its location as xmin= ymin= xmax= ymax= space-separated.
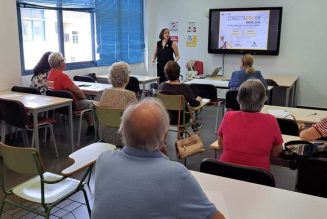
xmin=152 ymin=28 xmax=180 ymax=83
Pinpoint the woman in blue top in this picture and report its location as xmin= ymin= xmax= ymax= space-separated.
xmin=228 ymin=54 xmax=267 ymax=90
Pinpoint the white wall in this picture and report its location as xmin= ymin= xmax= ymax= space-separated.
xmin=145 ymin=0 xmax=327 ymax=108
xmin=0 ymin=0 xmax=22 ymax=90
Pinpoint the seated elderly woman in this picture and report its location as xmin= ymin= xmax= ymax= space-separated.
xmin=98 ymin=61 xmax=137 ymax=146
xmin=158 ymin=60 xmax=202 ymax=130
xmin=217 ymin=79 xmax=283 ymax=171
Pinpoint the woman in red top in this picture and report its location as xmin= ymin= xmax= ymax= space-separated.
xmin=217 ymin=79 xmax=283 ymax=171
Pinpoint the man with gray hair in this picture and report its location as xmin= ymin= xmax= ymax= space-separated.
xmin=92 ymin=98 xmax=225 ymax=219
xmin=47 ymin=52 xmax=94 ymax=135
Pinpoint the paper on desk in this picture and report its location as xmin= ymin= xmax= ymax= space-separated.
xmin=202 ymin=98 xmax=210 ymax=103
xmin=267 ymin=109 xmax=290 ymax=118
xmin=204 ymin=190 xmax=230 ymax=219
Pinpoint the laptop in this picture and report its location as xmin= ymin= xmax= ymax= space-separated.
xmin=195 ymin=67 xmax=223 ymax=79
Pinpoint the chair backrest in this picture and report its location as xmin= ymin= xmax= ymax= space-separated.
xmin=93 ymin=102 xmax=123 ymax=128
xmin=189 ymin=84 xmax=217 ymax=104
xmin=296 ymin=157 xmax=327 ymax=198
xmin=193 ymin=60 xmax=204 ymax=75
xmin=46 ymin=89 xmax=77 ymax=111
xmin=12 ymin=86 xmax=41 ymax=95
xmin=277 ymin=118 xmax=299 ymax=136
xmin=200 ymin=158 xmax=276 ymax=187
xmin=0 ymin=98 xmax=29 ymax=128
xmin=265 ymin=79 xmax=279 ymax=87
xmin=155 ymin=92 xmax=192 ymax=131
xmin=126 ymin=76 xmax=141 ymax=94
xmin=0 ymin=142 xmax=42 ymax=175
xmin=73 ymin=75 xmax=96 ymax=83
xmin=225 ymin=90 xmax=240 ymax=110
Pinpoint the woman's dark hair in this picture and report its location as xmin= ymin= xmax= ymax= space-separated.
xmin=31 ymin=51 xmax=52 ymax=80
xmin=159 ymin=28 xmax=169 ymax=40
xmin=164 ymin=61 xmax=180 ymax=81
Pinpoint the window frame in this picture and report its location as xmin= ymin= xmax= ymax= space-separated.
xmin=17 ymin=5 xmax=97 ymax=75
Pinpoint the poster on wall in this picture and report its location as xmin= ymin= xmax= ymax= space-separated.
xmin=169 ymin=21 xmax=179 ymax=32
xmin=186 ymin=35 xmax=197 ymax=47
xmin=170 ymin=36 xmax=179 ymax=45
xmin=186 ymin=22 xmax=197 ymax=47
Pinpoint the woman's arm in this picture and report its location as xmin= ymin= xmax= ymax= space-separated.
xmin=218 ymin=136 xmax=224 ymax=149
xmin=271 ymin=144 xmax=283 ymax=157
xmin=172 ymin=42 xmax=180 ymax=61
xmin=152 ymin=46 xmax=157 ymax=63
xmin=300 ymin=127 xmax=322 ymax=141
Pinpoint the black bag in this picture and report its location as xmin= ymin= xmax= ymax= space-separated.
xmin=282 ymin=140 xmax=327 ymax=169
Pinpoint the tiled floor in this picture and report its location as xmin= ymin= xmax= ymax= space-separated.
xmin=0 ymin=105 xmax=297 ymax=218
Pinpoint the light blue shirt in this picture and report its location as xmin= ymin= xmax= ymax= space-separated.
xmin=92 ymin=146 xmax=218 ymax=219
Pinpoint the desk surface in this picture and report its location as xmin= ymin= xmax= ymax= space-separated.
xmin=262 ymin=105 xmax=327 ymax=123
xmin=74 ymin=81 xmax=112 ymax=94
xmin=210 ymin=134 xmax=300 ymax=150
xmin=0 ymin=91 xmax=72 ymax=110
xmin=62 ymin=142 xmax=116 ymax=176
xmin=191 ymin=170 xmax=327 ymax=219
xmin=184 ymin=78 xmax=229 ymax=88
xmin=97 ymin=74 xmax=159 ymax=83
xmin=266 ymin=74 xmax=298 ymax=87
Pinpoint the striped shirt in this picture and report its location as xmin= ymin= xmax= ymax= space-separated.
xmin=313 ymin=117 xmax=327 ymax=137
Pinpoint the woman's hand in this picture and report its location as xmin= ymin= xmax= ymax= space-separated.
xmin=196 ymin=96 xmax=202 ymax=102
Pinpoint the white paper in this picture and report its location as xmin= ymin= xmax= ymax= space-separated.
xmin=204 ymin=190 xmax=230 ymax=219
xmin=267 ymin=109 xmax=290 ymax=118
xmin=202 ymin=98 xmax=210 ymax=103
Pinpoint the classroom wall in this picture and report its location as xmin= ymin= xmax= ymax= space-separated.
xmin=0 ymin=0 xmax=22 ymax=90
xmin=2 ymin=0 xmax=327 ymax=108
xmin=145 ymin=0 xmax=327 ymax=108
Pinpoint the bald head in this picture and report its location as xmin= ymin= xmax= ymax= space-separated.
xmin=119 ymin=98 xmax=169 ymax=151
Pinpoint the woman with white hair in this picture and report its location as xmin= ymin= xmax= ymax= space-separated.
xmin=217 ymin=79 xmax=283 ymax=171
xmin=98 ymin=61 xmax=137 ymax=146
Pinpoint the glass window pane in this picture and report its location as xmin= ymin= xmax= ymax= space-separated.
xmin=21 ymin=8 xmax=59 ymax=70
xmin=63 ymin=11 xmax=92 ymax=63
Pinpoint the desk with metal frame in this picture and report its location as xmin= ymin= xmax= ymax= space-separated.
xmin=74 ymin=81 xmax=112 ymax=99
xmin=97 ymin=74 xmax=160 ymax=99
xmin=0 ymin=92 xmax=74 ymax=152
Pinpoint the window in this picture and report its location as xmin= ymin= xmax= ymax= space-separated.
xmin=17 ymin=0 xmax=95 ymax=74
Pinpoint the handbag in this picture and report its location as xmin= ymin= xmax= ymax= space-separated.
xmin=175 ymin=134 xmax=205 ymax=159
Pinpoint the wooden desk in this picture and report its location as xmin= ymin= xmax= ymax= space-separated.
xmin=262 ymin=105 xmax=327 ymax=124
xmin=191 ymin=170 xmax=327 ymax=219
xmin=97 ymin=74 xmax=160 ymax=99
xmin=62 ymin=142 xmax=116 ymax=176
xmin=74 ymin=81 xmax=112 ymax=99
xmin=0 ymin=92 xmax=74 ymax=151
xmin=266 ymin=74 xmax=299 ymax=106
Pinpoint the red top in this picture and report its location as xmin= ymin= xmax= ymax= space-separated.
xmin=47 ymin=69 xmax=76 ymax=100
xmin=313 ymin=117 xmax=327 ymax=137
xmin=217 ymin=111 xmax=283 ymax=171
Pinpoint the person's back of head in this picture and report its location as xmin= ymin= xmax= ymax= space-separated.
xmin=237 ymin=79 xmax=267 ymax=112
xmin=164 ymin=60 xmax=180 ymax=81
xmin=109 ymin=61 xmax=130 ymax=88
xmin=119 ymin=98 xmax=169 ymax=151
xmin=242 ymin=54 xmax=255 ymax=74
xmin=48 ymin=52 xmax=65 ymax=70
xmin=32 ymin=51 xmax=52 ymax=77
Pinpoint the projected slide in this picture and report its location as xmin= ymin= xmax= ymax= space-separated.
xmin=218 ymin=10 xmax=270 ymax=50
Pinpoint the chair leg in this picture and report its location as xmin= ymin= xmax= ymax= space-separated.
xmin=48 ymin=125 xmax=59 ymax=158
xmin=0 ymin=196 xmax=7 ymax=217
xmin=21 ymin=130 xmax=29 ymax=147
xmin=31 ymin=130 xmax=35 ymax=148
xmin=87 ymin=166 xmax=93 ymax=186
xmin=77 ymin=115 xmax=83 ymax=149
xmin=81 ymin=188 xmax=92 ymax=216
xmin=1 ymin=123 xmax=6 ymax=143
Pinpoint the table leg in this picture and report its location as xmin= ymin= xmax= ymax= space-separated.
xmin=285 ymin=88 xmax=290 ymax=106
xmin=32 ymin=110 xmax=39 ymax=150
xmin=68 ymin=103 xmax=74 ymax=152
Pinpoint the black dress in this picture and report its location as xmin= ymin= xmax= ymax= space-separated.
xmin=156 ymin=39 xmax=174 ymax=83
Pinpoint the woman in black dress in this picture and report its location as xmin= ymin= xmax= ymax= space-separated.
xmin=152 ymin=28 xmax=180 ymax=83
